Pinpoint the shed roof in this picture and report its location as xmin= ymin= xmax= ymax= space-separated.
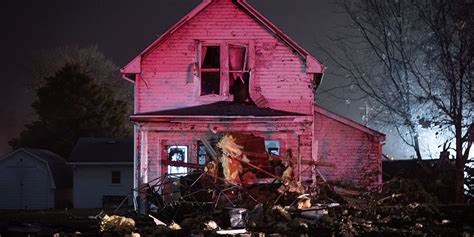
xmin=24 ymin=148 xmax=73 ymax=189
xmin=121 ymin=0 xmax=324 ymax=75
xmin=314 ymin=105 xmax=386 ymax=140
xmin=132 ymin=101 xmax=304 ymax=118
xmin=0 ymin=148 xmax=72 ymax=189
xmin=68 ymin=138 xmax=133 ymax=164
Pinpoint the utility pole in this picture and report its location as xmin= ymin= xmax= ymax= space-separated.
xmin=359 ymin=100 xmax=373 ymax=126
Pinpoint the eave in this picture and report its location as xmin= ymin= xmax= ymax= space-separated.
xmin=130 ymin=114 xmax=313 ymax=124
xmin=68 ymin=162 xmax=133 ymax=166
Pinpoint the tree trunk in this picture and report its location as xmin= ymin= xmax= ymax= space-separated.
xmin=413 ymin=134 xmax=423 ymax=161
xmin=454 ymin=117 xmax=466 ymax=203
xmin=454 ymin=160 xmax=465 ymax=203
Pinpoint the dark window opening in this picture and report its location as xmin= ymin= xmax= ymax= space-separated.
xmin=201 ymin=72 xmax=221 ymax=95
xmin=111 ymin=171 xmax=121 ymax=184
xmin=201 ymin=46 xmax=220 ymax=68
xmin=230 ymin=72 xmax=251 ymax=104
xmin=200 ymin=46 xmax=221 ymax=96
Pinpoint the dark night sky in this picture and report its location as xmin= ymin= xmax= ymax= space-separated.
xmin=0 ymin=0 xmax=409 ymax=158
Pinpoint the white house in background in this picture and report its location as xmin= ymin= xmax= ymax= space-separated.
xmin=0 ymin=148 xmax=72 ymax=209
xmin=68 ymin=138 xmax=133 ymax=208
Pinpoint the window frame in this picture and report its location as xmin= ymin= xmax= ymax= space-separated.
xmin=111 ymin=170 xmax=121 ymax=185
xmin=166 ymin=145 xmax=189 ymax=176
xmin=195 ymin=40 xmax=255 ymax=101
xmin=197 ymin=141 xmax=210 ymax=165
xmin=228 ymin=43 xmax=249 ymax=74
xmin=199 ymin=44 xmax=222 ymax=96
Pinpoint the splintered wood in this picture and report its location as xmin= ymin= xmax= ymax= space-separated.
xmin=217 ymin=135 xmax=244 ymax=184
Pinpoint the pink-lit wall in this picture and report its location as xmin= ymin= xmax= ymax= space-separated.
xmin=313 ymin=111 xmax=383 ymax=190
xmin=136 ymin=0 xmax=314 ymax=114
xmin=135 ymin=119 xmax=313 ymax=190
xmin=130 ymin=0 xmax=383 ymax=195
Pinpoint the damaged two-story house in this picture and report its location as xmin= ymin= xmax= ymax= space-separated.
xmin=120 ymin=0 xmax=385 ymax=206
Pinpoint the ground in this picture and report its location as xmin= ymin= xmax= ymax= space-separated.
xmin=1 ymin=180 xmax=474 ymax=237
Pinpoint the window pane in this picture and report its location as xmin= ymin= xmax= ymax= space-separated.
xmin=167 ymin=146 xmax=188 ymax=176
xmin=201 ymin=46 xmax=220 ymax=69
xmin=201 ymin=72 xmax=220 ymax=95
xmin=111 ymin=171 xmax=121 ymax=184
xmin=265 ymin=140 xmax=280 ymax=155
xmin=229 ymin=45 xmax=246 ymax=71
xmin=197 ymin=141 xmax=209 ymax=165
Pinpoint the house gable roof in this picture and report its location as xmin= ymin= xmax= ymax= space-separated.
xmin=68 ymin=138 xmax=133 ymax=164
xmin=0 ymin=148 xmax=72 ymax=189
xmin=314 ymin=105 xmax=386 ymax=140
xmin=120 ymin=0 xmax=324 ymax=75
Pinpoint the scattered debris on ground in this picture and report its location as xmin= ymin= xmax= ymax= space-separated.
xmin=1 ymin=133 xmax=473 ymax=236
xmin=99 ymin=214 xmax=137 ymax=235
xmin=1 ymin=178 xmax=473 ymax=236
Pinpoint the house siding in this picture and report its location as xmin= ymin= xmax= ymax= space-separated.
xmin=313 ymin=112 xmax=382 ymax=190
xmin=73 ymin=165 xmax=133 ymax=208
xmin=137 ymin=0 xmax=314 ymax=115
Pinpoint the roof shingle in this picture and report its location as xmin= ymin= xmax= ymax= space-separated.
xmin=134 ymin=101 xmax=305 ymax=117
xmin=69 ymin=138 xmax=133 ymax=163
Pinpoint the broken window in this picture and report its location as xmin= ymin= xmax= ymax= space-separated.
xmin=200 ymin=46 xmax=220 ymax=95
xmin=197 ymin=141 xmax=209 ymax=165
xmin=265 ymin=140 xmax=280 ymax=156
xmin=197 ymin=42 xmax=252 ymax=100
xmin=167 ymin=145 xmax=188 ymax=175
xmin=229 ymin=45 xmax=247 ymax=72
xmin=111 ymin=171 xmax=121 ymax=184
xmin=229 ymin=44 xmax=251 ymax=103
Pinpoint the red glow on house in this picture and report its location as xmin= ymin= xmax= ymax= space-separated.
xmin=120 ymin=0 xmax=385 ymax=204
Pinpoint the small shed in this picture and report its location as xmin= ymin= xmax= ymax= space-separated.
xmin=0 ymin=148 xmax=72 ymax=209
xmin=69 ymin=138 xmax=133 ymax=208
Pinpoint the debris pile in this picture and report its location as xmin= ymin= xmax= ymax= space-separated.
xmin=92 ymin=133 xmax=473 ymax=236
xmin=99 ymin=214 xmax=138 ymax=236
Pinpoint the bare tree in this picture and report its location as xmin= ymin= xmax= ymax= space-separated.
xmin=413 ymin=0 xmax=473 ymax=203
xmin=323 ymin=0 xmax=427 ymax=160
xmin=326 ymin=0 xmax=473 ymax=202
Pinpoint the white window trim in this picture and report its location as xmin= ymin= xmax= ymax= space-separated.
xmin=167 ymin=145 xmax=189 ymax=176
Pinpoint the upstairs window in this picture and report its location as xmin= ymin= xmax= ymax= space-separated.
xmin=228 ymin=44 xmax=251 ymax=103
xmin=228 ymin=44 xmax=248 ymax=74
xmin=197 ymin=41 xmax=253 ymax=100
xmin=200 ymin=46 xmax=221 ymax=96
